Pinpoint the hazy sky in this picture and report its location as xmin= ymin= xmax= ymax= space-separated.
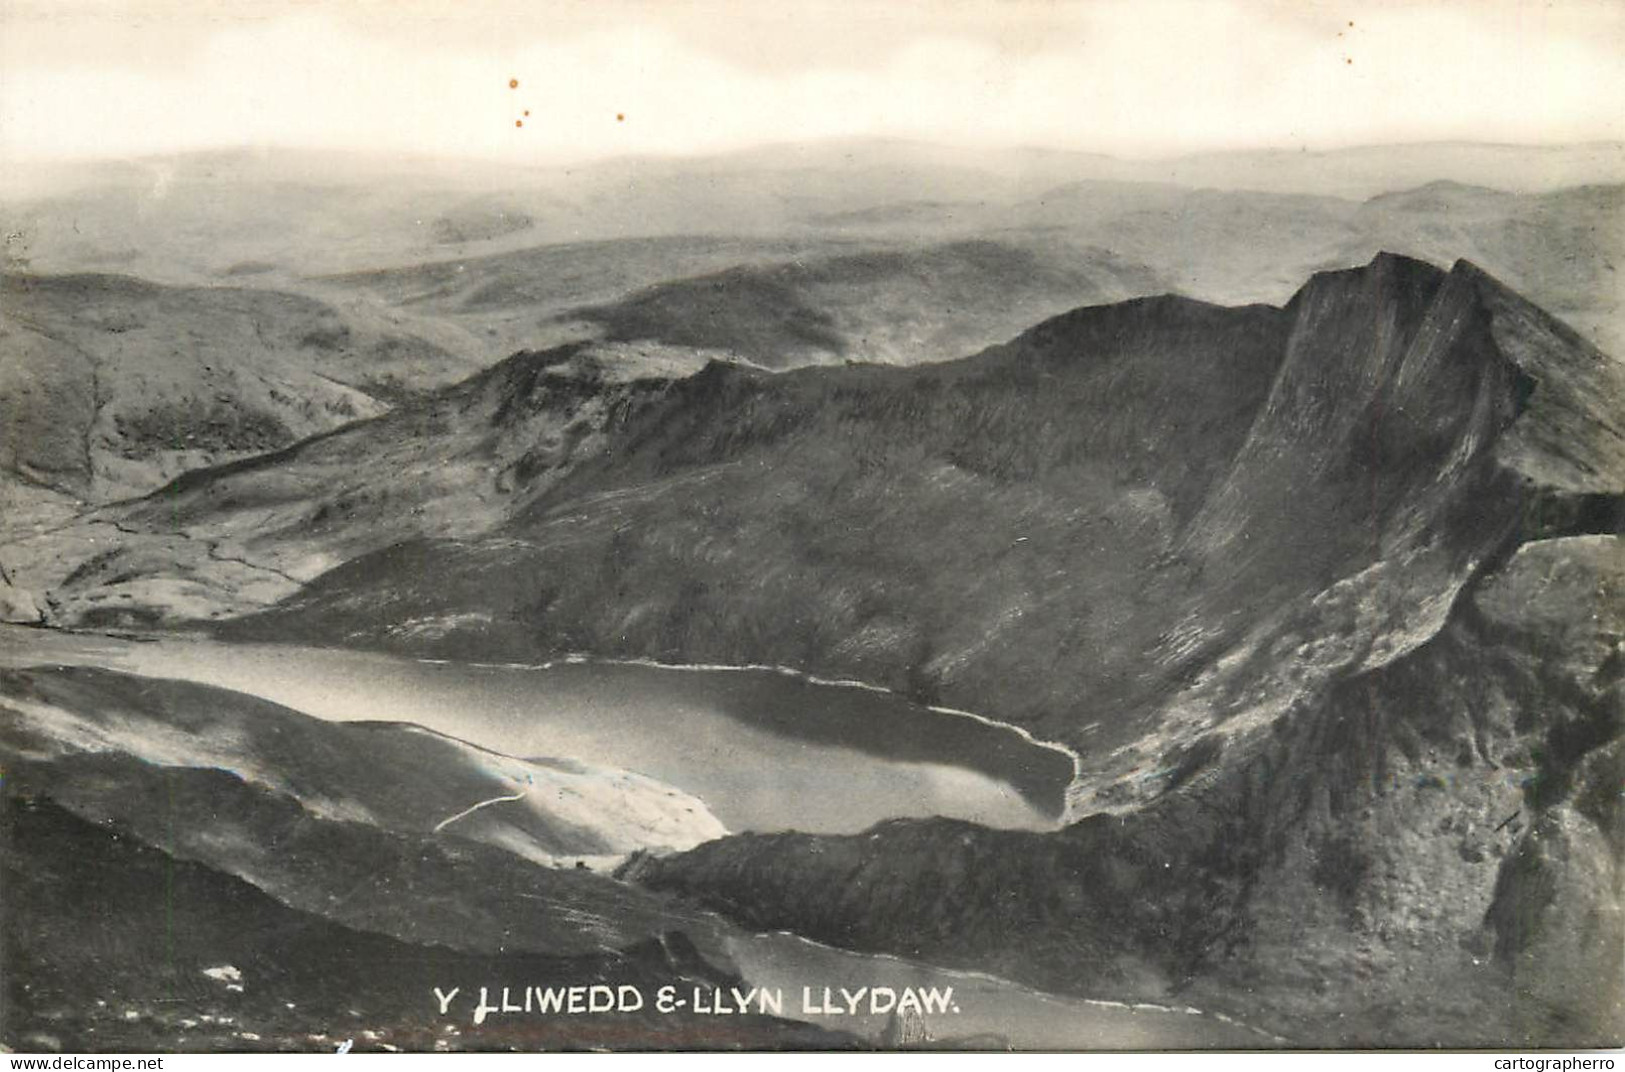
xmin=2 ymin=0 xmax=1622 ymax=163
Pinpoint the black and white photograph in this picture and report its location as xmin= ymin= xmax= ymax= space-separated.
xmin=0 ymin=0 xmax=1621 ymax=1055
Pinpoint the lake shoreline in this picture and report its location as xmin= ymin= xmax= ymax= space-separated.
xmin=0 ymin=623 xmax=1072 ymax=836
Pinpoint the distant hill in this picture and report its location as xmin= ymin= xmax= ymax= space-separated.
xmin=2 ymin=145 xmax=1618 ymax=417
xmin=310 ymin=234 xmax=840 ymax=363
xmin=6 ymin=139 xmax=1619 ymax=278
xmin=428 ymin=199 xmax=537 ymax=245
xmin=567 ymin=239 xmax=1166 ymax=367
xmin=0 ymin=272 xmax=475 ymax=505
xmin=303 ymin=171 xmax=1625 ymax=369
xmin=1345 ymin=183 xmax=1624 ymax=355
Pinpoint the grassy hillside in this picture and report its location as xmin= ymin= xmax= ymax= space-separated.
xmin=0 ymin=273 xmax=471 ymax=505
xmin=0 ymin=344 xmax=690 ymax=627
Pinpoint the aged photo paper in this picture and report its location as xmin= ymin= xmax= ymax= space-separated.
xmin=1 ymin=0 xmax=1621 ymax=1055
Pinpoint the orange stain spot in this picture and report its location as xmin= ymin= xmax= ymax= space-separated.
xmin=616 ymin=113 xmax=625 ymax=122
xmin=515 ymin=119 xmax=524 ymax=127
xmin=509 ymin=78 xmax=519 ymax=89
xmin=524 ymin=110 xmax=530 ymax=116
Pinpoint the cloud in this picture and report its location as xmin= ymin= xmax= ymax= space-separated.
xmin=1 ymin=0 xmax=1621 ymax=162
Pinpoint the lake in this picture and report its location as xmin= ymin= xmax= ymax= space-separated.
xmin=0 ymin=626 xmax=1074 ymax=834
xmin=2 ymin=625 xmax=1286 ymax=1047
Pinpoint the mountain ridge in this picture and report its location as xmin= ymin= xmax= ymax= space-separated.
xmin=210 ymin=255 xmax=1620 ymax=783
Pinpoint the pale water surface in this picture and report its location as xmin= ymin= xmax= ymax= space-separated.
xmin=0 ymin=627 xmax=1072 ymax=834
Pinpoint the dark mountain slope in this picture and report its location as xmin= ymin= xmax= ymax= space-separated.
xmin=2 ymin=795 xmax=850 ymax=1052
xmin=223 ymin=291 xmax=1291 ymax=742
xmin=224 ymin=256 xmax=1622 ymax=787
xmin=624 ymin=535 xmax=1624 ymax=1047
xmin=1166 ymin=255 xmax=1531 ymax=674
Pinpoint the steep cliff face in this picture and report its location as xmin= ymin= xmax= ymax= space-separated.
xmin=1068 ymin=254 xmax=1622 ymax=810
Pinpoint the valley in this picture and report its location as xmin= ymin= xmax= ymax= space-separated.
xmin=2 ymin=138 xmax=1622 ymax=1052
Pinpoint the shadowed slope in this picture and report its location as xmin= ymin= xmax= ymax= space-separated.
xmin=225 ymin=256 xmax=1622 ymax=780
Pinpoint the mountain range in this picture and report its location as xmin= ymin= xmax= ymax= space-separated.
xmin=1 ymin=141 xmax=1622 ymax=1050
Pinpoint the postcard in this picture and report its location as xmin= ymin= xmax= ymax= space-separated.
xmin=1 ymin=0 xmax=1620 ymax=1055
